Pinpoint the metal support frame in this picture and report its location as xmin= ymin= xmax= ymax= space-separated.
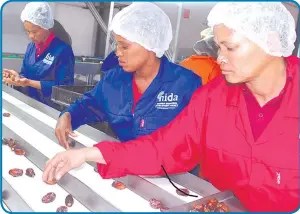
xmin=105 ymin=2 xmax=115 ymax=57
xmin=172 ymin=3 xmax=183 ymax=63
xmin=86 ymin=2 xmax=114 ymax=48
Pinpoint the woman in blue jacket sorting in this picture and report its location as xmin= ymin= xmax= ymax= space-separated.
xmin=55 ymin=2 xmax=202 ymax=149
xmin=3 ymin=2 xmax=74 ymax=108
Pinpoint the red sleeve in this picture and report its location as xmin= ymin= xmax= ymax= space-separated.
xmin=94 ymin=87 xmax=208 ymax=179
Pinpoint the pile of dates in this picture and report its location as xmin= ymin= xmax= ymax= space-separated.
xmin=3 ymin=137 xmax=25 ymax=154
xmin=42 ymin=193 xmax=74 ymax=212
xmin=190 ymin=198 xmax=229 ymax=212
xmin=9 ymin=168 xmax=35 ymax=178
xmin=149 ymin=199 xmax=169 ymax=212
xmin=4 ymin=137 xmax=75 ymax=212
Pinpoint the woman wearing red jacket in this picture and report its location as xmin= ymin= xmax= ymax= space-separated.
xmin=43 ymin=2 xmax=299 ymax=212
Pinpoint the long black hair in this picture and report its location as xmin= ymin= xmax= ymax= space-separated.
xmin=52 ymin=19 xmax=72 ymax=46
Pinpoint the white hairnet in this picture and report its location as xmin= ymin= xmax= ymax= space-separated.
xmin=207 ymin=2 xmax=296 ymax=57
xmin=193 ymin=36 xmax=218 ymax=58
xmin=200 ymin=27 xmax=213 ymax=39
xmin=20 ymin=2 xmax=54 ymax=30
xmin=109 ymin=2 xmax=173 ymax=58
xmin=193 ymin=27 xmax=218 ymax=57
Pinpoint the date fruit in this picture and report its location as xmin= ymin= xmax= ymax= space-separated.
xmin=56 ymin=206 xmax=68 ymax=212
xmin=160 ymin=206 xmax=169 ymax=212
xmin=176 ymin=188 xmax=190 ymax=196
xmin=2 ymin=138 xmax=9 ymax=145
xmin=45 ymin=179 xmax=57 ymax=185
xmin=25 ymin=168 xmax=35 ymax=177
xmin=65 ymin=194 xmax=74 ymax=207
xmin=112 ymin=181 xmax=126 ymax=190
xmin=14 ymin=149 xmax=25 ymax=156
xmin=193 ymin=204 xmax=204 ymax=212
xmin=42 ymin=192 xmax=56 ymax=203
xmin=68 ymin=139 xmax=76 ymax=148
xmin=190 ymin=199 xmax=229 ymax=212
xmin=9 ymin=168 xmax=23 ymax=177
xmin=3 ymin=112 xmax=10 ymax=117
xmin=206 ymin=199 xmax=218 ymax=211
xmin=149 ymin=198 xmax=162 ymax=209
xmin=7 ymin=138 xmax=16 ymax=148
xmin=216 ymin=202 xmax=229 ymax=212
xmin=10 ymin=145 xmax=16 ymax=151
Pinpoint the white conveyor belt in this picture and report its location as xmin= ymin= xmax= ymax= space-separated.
xmin=3 ymin=91 xmax=202 ymax=200
xmin=3 ymin=146 xmax=90 ymax=212
xmin=2 ymin=109 xmax=158 ymax=212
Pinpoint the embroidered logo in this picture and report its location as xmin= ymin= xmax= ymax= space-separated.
xmin=155 ymin=91 xmax=179 ymax=110
xmin=43 ymin=53 xmax=55 ymax=65
xmin=140 ymin=119 xmax=145 ymax=128
xmin=276 ymin=172 xmax=281 ymax=185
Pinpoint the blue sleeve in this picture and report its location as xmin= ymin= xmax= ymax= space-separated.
xmin=190 ymin=72 xmax=202 ymax=92
xmin=20 ymin=59 xmax=26 ymax=77
xmin=60 ymin=80 xmax=106 ymax=130
xmin=184 ymin=73 xmax=202 ymax=104
xmin=40 ymin=46 xmax=75 ymax=97
xmin=20 ymin=44 xmax=31 ymax=77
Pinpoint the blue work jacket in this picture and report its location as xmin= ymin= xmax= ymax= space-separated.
xmin=17 ymin=37 xmax=74 ymax=107
xmin=65 ymin=56 xmax=201 ymax=141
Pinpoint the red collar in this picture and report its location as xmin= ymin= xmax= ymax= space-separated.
xmin=35 ymin=30 xmax=55 ymax=56
xmin=226 ymin=56 xmax=299 ymax=118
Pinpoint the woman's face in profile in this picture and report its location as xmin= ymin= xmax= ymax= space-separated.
xmin=113 ymin=34 xmax=153 ymax=73
xmin=24 ymin=21 xmax=49 ymax=43
xmin=214 ymin=24 xmax=272 ymax=84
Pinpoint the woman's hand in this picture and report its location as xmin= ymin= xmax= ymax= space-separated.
xmin=55 ymin=112 xmax=77 ymax=149
xmin=42 ymin=149 xmax=87 ymax=182
xmin=3 ymin=69 xmax=29 ymax=87
xmin=42 ymin=147 xmax=106 ymax=182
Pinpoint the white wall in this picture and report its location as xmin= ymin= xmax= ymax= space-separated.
xmin=154 ymin=2 xmax=181 ymax=54
xmin=176 ymin=2 xmax=216 ymax=58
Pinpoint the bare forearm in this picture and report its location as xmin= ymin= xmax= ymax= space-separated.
xmin=83 ymin=147 xmax=107 ymax=164
xmin=27 ymin=79 xmax=41 ymax=89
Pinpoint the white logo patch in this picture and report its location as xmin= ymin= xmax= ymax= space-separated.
xmin=155 ymin=91 xmax=179 ymax=110
xmin=43 ymin=53 xmax=55 ymax=65
xmin=276 ymin=172 xmax=281 ymax=185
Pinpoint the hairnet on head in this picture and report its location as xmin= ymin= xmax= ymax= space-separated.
xmin=193 ymin=36 xmax=218 ymax=58
xmin=193 ymin=27 xmax=218 ymax=57
xmin=109 ymin=2 xmax=173 ymax=58
xmin=20 ymin=2 xmax=54 ymax=30
xmin=200 ymin=27 xmax=213 ymax=39
xmin=207 ymin=2 xmax=296 ymax=57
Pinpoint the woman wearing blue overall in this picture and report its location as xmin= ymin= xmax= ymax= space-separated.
xmin=3 ymin=2 xmax=74 ymax=108
xmin=55 ymin=3 xmax=202 ymax=149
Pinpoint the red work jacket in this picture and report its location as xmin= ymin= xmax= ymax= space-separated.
xmin=95 ymin=56 xmax=299 ymax=212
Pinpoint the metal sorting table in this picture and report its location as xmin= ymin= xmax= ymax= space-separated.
xmin=1 ymin=85 xmax=247 ymax=212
